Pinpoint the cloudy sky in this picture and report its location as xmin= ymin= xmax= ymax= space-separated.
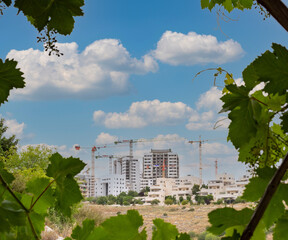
xmin=1 ymin=0 xmax=287 ymax=182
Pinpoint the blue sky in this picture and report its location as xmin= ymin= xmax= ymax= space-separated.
xmin=1 ymin=0 xmax=288 ymax=182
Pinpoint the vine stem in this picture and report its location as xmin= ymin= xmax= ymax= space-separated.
xmin=0 ymin=174 xmax=29 ymax=213
xmin=241 ymin=150 xmax=288 ymax=239
xmin=30 ymin=179 xmax=54 ymax=210
xmin=257 ymin=0 xmax=288 ymax=32
xmin=0 ymin=174 xmax=39 ymax=240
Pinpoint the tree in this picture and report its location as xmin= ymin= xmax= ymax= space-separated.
xmin=0 ymin=118 xmax=18 ymax=158
xmin=4 ymin=144 xmax=52 ymax=171
xmin=192 ymin=184 xmax=200 ymax=195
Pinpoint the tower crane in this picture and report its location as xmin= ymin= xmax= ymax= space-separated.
xmin=188 ymin=137 xmax=224 ymax=185
xmin=74 ymin=144 xmax=115 ymax=196
xmin=188 ymin=136 xmax=209 ymax=185
xmin=114 ymin=137 xmax=181 ymax=160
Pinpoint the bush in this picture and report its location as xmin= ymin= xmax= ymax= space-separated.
xmin=123 ymin=201 xmax=130 ymax=206
xmin=181 ymin=200 xmax=189 ymax=205
xmin=151 ymin=199 xmax=160 ymax=205
xmin=163 ymin=213 xmax=168 ymax=217
xmin=164 ymin=198 xmax=174 ymax=205
xmin=188 ymin=207 xmax=195 ymax=212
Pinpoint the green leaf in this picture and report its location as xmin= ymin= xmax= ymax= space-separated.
xmin=0 ymin=162 xmax=15 ymax=184
xmin=176 ymin=233 xmax=191 ymax=240
xmin=252 ymin=44 xmax=288 ymax=96
xmin=101 ymin=210 xmax=146 ymax=240
xmin=152 ymin=219 xmax=179 ymax=240
xmin=70 ymin=219 xmax=96 ymax=240
xmin=223 ymin=0 xmax=233 ymax=12
xmin=46 ymin=153 xmax=85 ymax=216
xmin=273 ymin=211 xmax=288 ymax=240
xmin=25 ymin=178 xmax=55 ymax=214
xmin=201 ymin=0 xmax=210 ymax=8
xmin=239 ymin=0 xmax=253 ymax=8
xmin=14 ymin=0 xmax=84 ymax=35
xmin=0 ymin=59 xmax=25 ymax=106
xmin=0 ymin=200 xmax=26 ymax=232
xmin=220 ymin=84 xmax=263 ymax=149
xmin=46 ymin=153 xmax=86 ymax=180
xmin=207 ymin=207 xmax=253 ymax=235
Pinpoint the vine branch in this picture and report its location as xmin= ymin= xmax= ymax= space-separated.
xmin=241 ymin=150 xmax=288 ymax=239
xmin=30 ymin=179 xmax=54 ymax=210
xmin=257 ymin=0 xmax=288 ymax=32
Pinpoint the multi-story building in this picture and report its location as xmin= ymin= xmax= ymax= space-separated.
xmin=95 ymin=174 xmax=128 ymax=196
xmin=141 ymin=149 xmax=179 ymax=188
xmin=121 ymin=157 xmax=141 ymax=193
xmin=199 ymin=173 xmax=250 ymax=201
xmin=143 ymin=176 xmax=201 ymax=205
xmin=77 ymin=174 xmax=94 ymax=198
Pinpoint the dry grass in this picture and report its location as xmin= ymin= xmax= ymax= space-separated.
xmin=85 ymin=203 xmax=249 ymax=239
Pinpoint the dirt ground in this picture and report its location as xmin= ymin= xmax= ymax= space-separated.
xmin=87 ymin=203 xmax=250 ymax=239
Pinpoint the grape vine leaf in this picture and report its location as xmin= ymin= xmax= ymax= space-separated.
xmin=220 ymin=84 xmax=263 ymax=149
xmin=14 ymin=0 xmax=84 ymax=35
xmin=207 ymin=207 xmax=253 ymax=235
xmin=175 ymin=233 xmax=191 ymax=240
xmin=24 ymin=178 xmax=55 ymax=214
xmin=0 ymin=59 xmax=25 ymax=106
xmin=152 ymin=219 xmax=179 ymax=240
xmin=0 ymin=162 xmax=14 ymax=184
xmin=200 ymin=0 xmax=253 ymax=11
xmin=273 ymin=211 xmax=288 ymax=240
xmin=0 ymin=200 xmax=26 ymax=233
xmin=245 ymin=44 xmax=288 ymax=96
xmin=69 ymin=219 xmax=96 ymax=240
xmin=46 ymin=153 xmax=85 ymax=216
xmin=101 ymin=210 xmax=147 ymax=240
xmin=66 ymin=210 xmax=146 ymax=240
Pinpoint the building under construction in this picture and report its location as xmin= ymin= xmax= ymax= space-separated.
xmin=141 ymin=149 xmax=179 ymax=189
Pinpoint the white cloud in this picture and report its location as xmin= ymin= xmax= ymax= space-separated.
xmin=93 ymin=99 xmax=195 ymax=128
xmin=95 ymin=133 xmax=118 ymax=145
xmin=196 ymin=87 xmax=222 ymax=111
xmin=152 ymin=31 xmax=244 ymax=66
xmin=7 ymin=40 xmax=158 ymax=100
xmin=3 ymin=118 xmax=25 ymax=139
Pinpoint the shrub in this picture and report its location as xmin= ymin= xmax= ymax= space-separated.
xmin=164 ymin=198 xmax=173 ymax=205
xmin=123 ymin=201 xmax=130 ymax=206
xmin=151 ymin=199 xmax=160 ymax=205
xmin=181 ymin=200 xmax=189 ymax=205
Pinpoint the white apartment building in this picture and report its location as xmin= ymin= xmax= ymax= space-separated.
xmin=109 ymin=157 xmax=141 ymax=193
xmin=143 ymin=176 xmax=201 ymax=205
xmin=95 ymin=174 xmax=128 ymax=196
xmin=199 ymin=173 xmax=250 ymax=201
xmin=141 ymin=149 xmax=179 ymax=189
xmin=121 ymin=157 xmax=141 ymax=193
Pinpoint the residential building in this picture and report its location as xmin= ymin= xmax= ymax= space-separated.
xmin=95 ymin=174 xmax=128 ymax=196
xmin=143 ymin=176 xmax=201 ymax=205
xmin=141 ymin=149 xmax=179 ymax=189
xmin=77 ymin=174 xmax=94 ymax=198
xmin=199 ymin=173 xmax=250 ymax=201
